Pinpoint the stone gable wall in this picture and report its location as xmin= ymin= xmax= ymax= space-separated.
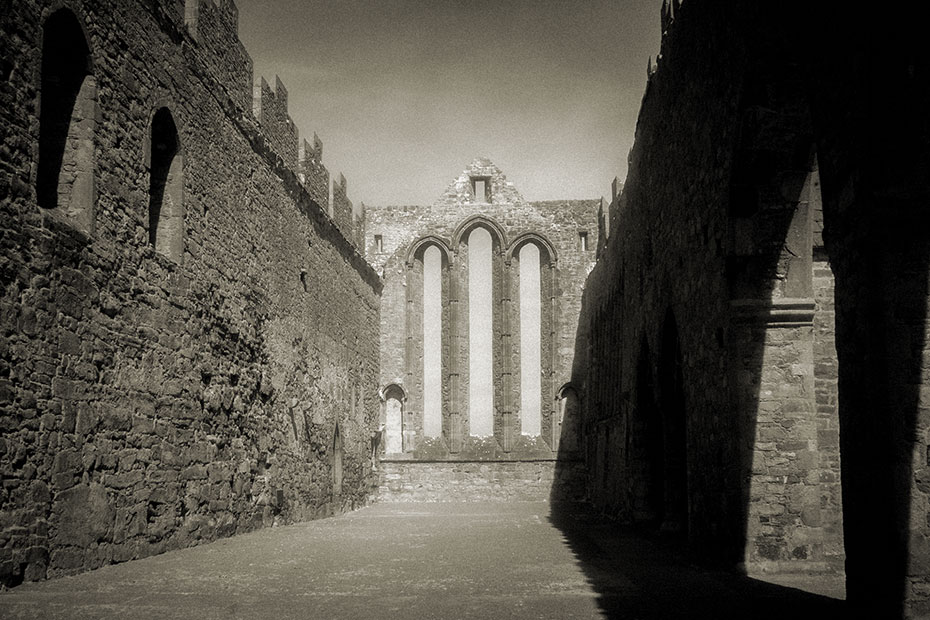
xmin=366 ymin=161 xmax=598 ymax=462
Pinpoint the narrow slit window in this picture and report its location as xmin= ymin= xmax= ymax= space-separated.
xmin=375 ymin=234 xmax=383 ymax=253
xmin=579 ymin=231 xmax=589 ymax=252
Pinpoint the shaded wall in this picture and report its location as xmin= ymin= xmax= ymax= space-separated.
xmin=568 ymin=1 xmax=930 ymax=616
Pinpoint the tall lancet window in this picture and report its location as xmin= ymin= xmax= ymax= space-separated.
xmin=468 ymin=227 xmax=494 ymax=436
xmin=422 ymin=245 xmax=443 ymax=438
xmin=519 ymin=243 xmax=542 ymax=436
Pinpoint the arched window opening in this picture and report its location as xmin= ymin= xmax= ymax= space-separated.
xmin=422 ymin=245 xmax=443 ymax=438
xmin=468 ymin=227 xmax=494 ymax=437
xmin=37 ymin=9 xmax=96 ymax=231
xmin=519 ymin=243 xmax=542 ymax=436
xmin=149 ymin=107 xmax=184 ymax=261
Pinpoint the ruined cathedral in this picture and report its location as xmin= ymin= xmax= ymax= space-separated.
xmin=2 ymin=0 xmax=929 ymax=618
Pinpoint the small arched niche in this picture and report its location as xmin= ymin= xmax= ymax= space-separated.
xmin=555 ymin=383 xmax=580 ymax=453
xmin=381 ymin=383 xmax=406 ymax=454
xmin=332 ymin=423 xmax=344 ymax=500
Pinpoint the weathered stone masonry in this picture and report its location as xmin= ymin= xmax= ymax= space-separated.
xmin=368 ymin=160 xmax=597 ymax=500
xmin=570 ymin=1 xmax=930 ymax=617
xmin=0 ymin=0 xmax=379 ymax=586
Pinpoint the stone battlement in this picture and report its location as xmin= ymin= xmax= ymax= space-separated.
xmin=179 ymin=0 xmax=359 ymax=249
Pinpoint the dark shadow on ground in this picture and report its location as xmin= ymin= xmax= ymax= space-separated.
xmin=548 ymin=501 xmax=846 ymax=620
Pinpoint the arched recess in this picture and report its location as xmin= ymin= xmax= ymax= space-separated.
xmin=726 ymin=48 xmax=843 ymax=576
xmin=452 ymin=215 xmax=507 ymax=252
xmin=380 ymin=383 xmax=406 ymax=455
xmin=37 ymin=8 xmax=96 ymax=232
xmin=404 ymin=235 xmax=453 ymax=268
xmin=509 ymin=234 xmax=557 ymax=443
xmin=148 ymin=107 xmax=184 ymax=262
xmin=405 ymin=238 xmax=452 ymax=445
xmin=506 ymin=232 xmax=558 ymax=265
xmin=658 ymin=310 xmax=687 ymax=534
xmin=628 ymin=338 xmax=664 ymax=524
xmin=332 ymin=423 xmax=344 ymax=500
xmin=554 ymin=382 xmax=580 ymax=453
xmin=455 ymin=218 xmax=504 ymax=439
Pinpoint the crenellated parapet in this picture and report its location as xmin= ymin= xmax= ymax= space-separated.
xmin=299 ymin=133 xmax=330 ymax=212
xmin=647 ymin=0 xmax=686 ymax=82
xmin=354 ymin=202 xmax=367 ymax=253
xmin=252 ymin=75 xmax=299 ymax=170
xmin=184 ymin=0 xmax=253 ymax=113
xmin=332 ymin=172 xmax=362 ymax=248
xmin=178 ymin=0 xmax=361 ymax=252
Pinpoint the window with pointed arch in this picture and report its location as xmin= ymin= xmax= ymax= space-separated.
xmin=467 ymin=227 xmax=495 ymax=437
xmin=513 ymin=239 xmax=554 ymax=440
xmin=407 ymin=240 xmax=449 ymax=442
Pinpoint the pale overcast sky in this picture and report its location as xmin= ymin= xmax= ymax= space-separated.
xmin=235 ymin=0 xmax=663 ymax=206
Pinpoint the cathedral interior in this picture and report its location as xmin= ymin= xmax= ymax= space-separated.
xmin=1 ymin=0 xmax=929 ymax=617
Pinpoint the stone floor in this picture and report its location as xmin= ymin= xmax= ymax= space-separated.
xmin=0 ymin=502 xmax=846 ymax=619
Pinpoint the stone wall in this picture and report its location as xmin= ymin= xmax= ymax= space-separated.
xmin=571 ymin=1 xmax=930 ymax=616
xmin=366 ymin=159 xmax=598 ymax=465
xmin=0 ymin=0 xmax=379 ymax=586
xmin=569 ymin=0 xmax=844 ymax=576
xmin=378 ymin=460 xmax=586 ymax=503
xmin=185 ymin=0 xmax=251 ymax=114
